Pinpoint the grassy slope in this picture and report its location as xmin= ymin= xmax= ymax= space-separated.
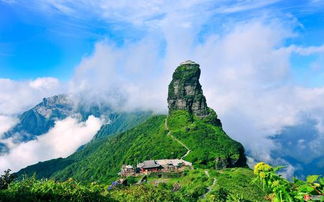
xmin=168 ymin=110 xmax=246 ymax=168
xmin=2 ymin=168 xmax=267 ymax=202
xmin=51 ymin=115 xmax=186 ymax=183
xmin=19 ymin=109 xmax=246 ymax=184
xmin=17 ymin=112 xmax=152 ymax=179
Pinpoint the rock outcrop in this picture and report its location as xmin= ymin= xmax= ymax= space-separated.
xmin=168 ymin=60 xmax=221 ymax=126
xmin=2 ymin=95 xmax=74 ymax=144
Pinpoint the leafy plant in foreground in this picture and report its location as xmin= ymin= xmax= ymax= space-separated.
xmin=253 ymin=162 xmax=323 ymax=201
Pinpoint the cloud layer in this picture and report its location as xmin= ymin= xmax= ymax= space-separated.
xmin=0 ymin=77 xmax=64 ymax=115
xmin=0 ymin=116 xmax=102 ymax=173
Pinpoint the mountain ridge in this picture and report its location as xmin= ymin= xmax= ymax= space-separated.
xmin=17 ymin=61 xmax=246 ymax=182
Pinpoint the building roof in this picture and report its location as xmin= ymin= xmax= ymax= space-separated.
xmin=137 ymin=160 xmax=161 ymax=169
xmin=156 ymin=159 xmax=192 ymax=167
xmin=180 ymin=60 xmax=197 ymax=65
xmin=137 ymin=159 xmax=192 ymax=169
xmin=121 ymin=165 xmax=134 ymax=169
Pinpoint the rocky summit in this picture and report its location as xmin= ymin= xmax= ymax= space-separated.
xmin=168 ymin=60 xmax=221 ymax=126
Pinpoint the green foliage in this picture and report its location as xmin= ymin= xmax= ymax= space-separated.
xmin=0 ymin=177 xmax=110 ymax=202
xmin=19 ymin=109 xmax=246 ymax=183
xmin=167 ymin=110 xmax=193 ymax=129
xmin=253 ymin=162 xmax=323 ymax=201
xmin=39 ymin=115 xmax=186 ymax=183
xmin=109 ymin=184 xmax=181 ymax=201
xmin=94 ymin=111 xmax=152 ymax=139
xmin=172 ymin=63 xmax=200 ymax=80
xmin=208 ymin=168 xmax=267 ymax=201
xmin=168 ymin=110 xmax=246 ymax=168
xmin=0 ymin=169 xmax=15 ymax=190
xmin=17 ymin=112 xmax=153 ymax=180
xmin=1 ymin=168 xmax=270 ymax=201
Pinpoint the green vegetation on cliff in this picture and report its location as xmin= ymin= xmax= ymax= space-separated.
xmin=168 ymin=110 xmax=246 ymax=168
xmin=17 ymin=111 xmax=153 ymax=180
xmin=19 ymin=110 xmax=245 ymax=183
xmin=18 ymin=116 xmax=187 ymax=182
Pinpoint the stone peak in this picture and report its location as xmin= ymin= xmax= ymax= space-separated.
xmin=179 ymin=60 xmax=198 ymax=66
xmin=168 ymin=61 xmax=208 ymax=117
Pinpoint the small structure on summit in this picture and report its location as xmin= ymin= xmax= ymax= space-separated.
xmin=119 ymin=159 xmax=192 ymax=177
xmin=179 ymin=60 xmax=197 ymax=65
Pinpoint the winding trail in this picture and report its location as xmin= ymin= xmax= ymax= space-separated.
xmin=201 ymin=170 xmax=217 ymax=198
xmin=164 ymin=118 xmax=191 ymax=159
xmin=165 ymin=118 xmax=217 ymax=198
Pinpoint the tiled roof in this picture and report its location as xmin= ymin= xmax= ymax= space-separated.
xmin=137 ymin=159 xmax=192 ymax=169
xmin=137 ymin=160 xmax=161 ymax=169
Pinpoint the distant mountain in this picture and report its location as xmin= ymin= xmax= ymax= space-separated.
xmin=0 ymin=94 xmax=153 ymax=155
xmin=3 ymin=95 xmax=74 ymax=143
xmin=17 ymin=61 xmax=246 ymax=182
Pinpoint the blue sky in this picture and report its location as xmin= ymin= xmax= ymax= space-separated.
xmin=0 ymin=0 xmax=324 ymax=84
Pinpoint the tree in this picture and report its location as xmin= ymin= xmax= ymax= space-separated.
xmin=0 ymin=169 xmax=15 ymax=190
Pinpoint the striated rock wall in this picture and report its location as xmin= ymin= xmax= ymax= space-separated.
xmin=168 ymin=61 xmax=209 ymax=117
xmin=167 ymin=60 xmax=222 ymax=126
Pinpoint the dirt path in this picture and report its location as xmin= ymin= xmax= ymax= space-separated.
xmin=164 ymin=118 xmax=191 ymax=159
xmin=201 ymin=170 xmax=217 ymax=198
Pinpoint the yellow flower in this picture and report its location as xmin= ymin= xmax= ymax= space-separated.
xmin=254 ymin=162 xmax=272 ymax=175
xmin=259 ymin=172 xmax=266 ymax=179
xmin=272 ymin=180 xmax=279 ymax=187
xmin=314 ymin=183 xmax=320 ymax=187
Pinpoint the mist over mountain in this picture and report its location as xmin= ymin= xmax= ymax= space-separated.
xmin=0 ymin=93 xmax=153 ymax=173
xmin=17 ymin=61 xmax=247 ymax=182
xmin=0 ymin=1 xmax=323 ymax=192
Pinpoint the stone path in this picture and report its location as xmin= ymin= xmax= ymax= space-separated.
xmin=201 ymin=170 xmax=217 ymax=198
xmin=164 ymin=118 xmax=191 ymax=159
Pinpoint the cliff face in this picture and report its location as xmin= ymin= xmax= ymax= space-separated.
xmin=168 ymin=60 xmax=209 ymax=117
xmin=168 ymin=60 xmax=221 ymax=126
xmin=167 ymin=60 xmax=246 ymax=169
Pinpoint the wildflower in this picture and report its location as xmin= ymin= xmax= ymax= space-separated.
xmin=272 ymin=180 xmax=279 ymax=187
xmin=259 ymin=172 xmax=266 ymax=179
xmin=314 ymin=183 xmax=320 ymax=187
xmin=254 ymin=162 xmax=272 ymax=175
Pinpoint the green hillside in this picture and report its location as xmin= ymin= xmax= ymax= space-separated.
xmin=18 ymin=109 xmax=245 ymax=183
xmin=1 ymin=168 xmax=269 ymax=202
xmin=17 ymin=111 xmax=152 ymax=179
xmin=167 ymin=110 xmax=246 ymax=168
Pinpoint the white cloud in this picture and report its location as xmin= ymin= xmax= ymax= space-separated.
xmin=69 ymin=40 xmax=167 ymax=112
xmin=6 ymin=0 xmax=283 ymax=27
xmin=215 ymin=0 xmax=281 ymax=14
xmin=0 ymin=115 xmax=102 ymax=173
xmin=282 ymin=45 xmax=324 ymax=55
xmin=0 ymin=77 xmax=64 ymax=115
